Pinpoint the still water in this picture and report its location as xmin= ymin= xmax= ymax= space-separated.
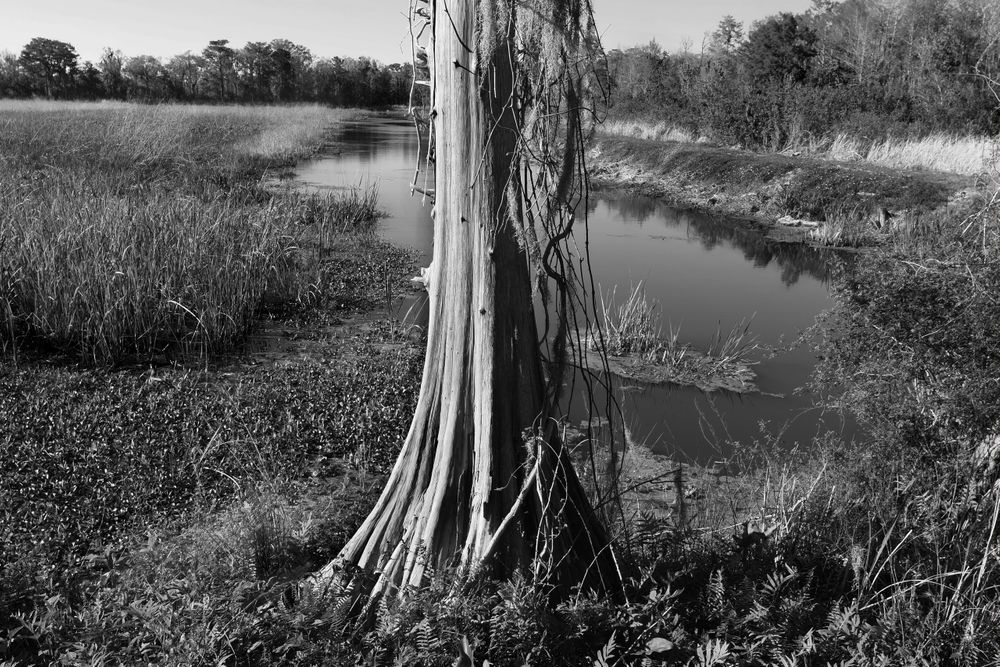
xmin=294 ymin=115 xmax=855 ymax=463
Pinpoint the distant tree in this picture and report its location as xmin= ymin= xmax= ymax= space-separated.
xmin=268 ymin=39 xmax=313 ymax=100
xmin=612 ymin=41 xmax=663 ymax=101
xmin=166 ymin=52 xmax=205 ymax=99
xmin=0 ymin=32 xmax=437 ymax=111
xmin=709 ymin=15 xmax=744 ymax=55
xmin=18 ymin=37 xmax=79 ymax=98
xmin=269 ymin=45 xmax=296 ymax=101
xmin=312 ymin=57 xmax=346 ymax=104
xmin=385 ymin=62 xmax=410 ymax=103
xmin=742 ymin=13 xmax=818 ymax=83
xmin=0 ymin=50 xmax=26 ymax=97
xmin=202 ymin=39 xmax=236 ymax=101
xmin=236 ymin=41 xmax=274 ymax=102
xmin=76 ymin=61 xmax=104 ymax=99
xmin=124 ymin=55 xmax=168 ymax=100
xmin=99 ymin=49 xmax=126 ymax=99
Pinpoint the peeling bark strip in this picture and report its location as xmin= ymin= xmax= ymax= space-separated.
xmin=316 ymin=0 xmax=620 ymax=611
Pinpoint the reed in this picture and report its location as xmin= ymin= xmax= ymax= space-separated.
xmin=0 ymin=102 xmax=374 ymax=363
xmin=808 ymin=215 xmax=871 ymax=248
xmin=596 ymin=282 xmax=757 ymax=371
xmin=827 ymin=132 xmax=997 ymax=176
xmin=597 ymin=282 xmax=662 ymax=356
xmin=601 ymin=115 xmax=997 ymax=176
xmin=600 ymin=119 xmax=700 ymax=144
xmin=706 ymin=316 xmax=758 ymax=369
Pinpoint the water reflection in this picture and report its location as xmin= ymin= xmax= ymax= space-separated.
xmin=293 ymin=116 xmax=857 ymax=463
xmin=593 ymin=194 xmax=837 ymax=288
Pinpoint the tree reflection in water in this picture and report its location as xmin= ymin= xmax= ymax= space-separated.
xmin=590 ymin=194 xmax=844 ymax=287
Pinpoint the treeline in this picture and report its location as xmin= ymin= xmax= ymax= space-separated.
xmin=606 ymin=0 xmax=1000 ymax=149
xmin=0 ymin=37 xmax=410 ymax=106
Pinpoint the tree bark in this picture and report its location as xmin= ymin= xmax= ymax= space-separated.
xmin=317 ymin=0 xmax=619 ymax=609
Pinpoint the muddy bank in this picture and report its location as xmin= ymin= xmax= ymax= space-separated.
xmin=588 ymin=134 xmax=977 ymax=245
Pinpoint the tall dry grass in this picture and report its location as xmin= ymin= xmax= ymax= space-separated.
xmin=0 ymin=102 xmax=373 ymax=363
xmin=825 ymin=132 xmax=997 ymax=176
xmin=597 ymin=282 xmax=663 ymax=356
xmin=601 ymin=119 xmax=700 ymax=144
xmin=600 ymin=117 xmax=997 ymax=176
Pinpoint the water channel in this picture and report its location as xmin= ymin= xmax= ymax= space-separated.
xmin=293 ymin=115 xmax=856 ymax=463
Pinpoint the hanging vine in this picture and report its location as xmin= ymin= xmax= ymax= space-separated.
xmin=407 ymin=0 xmax=626 ymax=518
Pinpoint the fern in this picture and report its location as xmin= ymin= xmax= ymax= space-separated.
xmin=703 ymin=569 xmax=726 ymax=621
xmin=695 ymin=638 xmax=733 ymax=666
xmin=591 ymin=630 xmax=616 ymax=667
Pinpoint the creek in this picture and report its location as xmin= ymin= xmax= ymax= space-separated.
xmin=293 ymin=115 xmax=856 ymax=463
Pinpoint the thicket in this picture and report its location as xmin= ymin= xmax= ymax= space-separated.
xmin=606 ymin=0 xmax=1000 ymax=150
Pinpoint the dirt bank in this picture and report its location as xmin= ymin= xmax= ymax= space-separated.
xmin=589 ymin=134 xmax=978 ymax=244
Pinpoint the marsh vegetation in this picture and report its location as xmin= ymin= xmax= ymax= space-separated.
xmin=0 ymin=102 xmax=389 ymax=363
xmin=2 ymin=0 xmax=1000 ymax=658
xmin=588 ymin=283 xmax=759 ymax=393
xmin=4 ymin=97 xmax=999 ymax=665
xmin=0 ymin=103 xmax=426 ymax=663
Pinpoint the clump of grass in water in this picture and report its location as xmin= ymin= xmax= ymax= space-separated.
xmin=707 ymin=316 xmax=758 ymax=370
xmin=595 ymin=282 xmax=758 ymax=372
xmin=597 ymin=282 xmax=662 ymax=356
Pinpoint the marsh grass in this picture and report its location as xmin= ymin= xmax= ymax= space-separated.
xmin=597 ymin=282 xmax=661 ymax=356
xmin=808 ymin=195 xmax=991 ymax=249
xmin=706 ymin=316 xmax=758 ymax=370
xmin=601 ymin=118 xmax=702 ymax=144
xmin=0 ymin=102 xmax=374 ymax=363
xmin=596 ymin=282 xmax=757 ymax=368
xmin=808 ymin=208 xmax=874 ymax=248
xmin=826 ymin=132 xmax=997 ymax=176
xmin=693 ymin=446 xmax=1000 ymax=662
xmin=601 ymin=117 xmax=997 ymax=176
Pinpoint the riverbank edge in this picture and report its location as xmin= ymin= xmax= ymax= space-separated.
xmin=588 ymin=134 xmax=980 ymax=245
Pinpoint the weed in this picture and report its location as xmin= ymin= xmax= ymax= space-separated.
xmin=597 ymin=282 xmax=661 ymax=356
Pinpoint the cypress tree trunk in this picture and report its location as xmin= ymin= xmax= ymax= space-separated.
xmin=317 ymin=0 xmax=618 ymax=607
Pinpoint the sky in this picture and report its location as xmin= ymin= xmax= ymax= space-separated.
xmin=0 ymin=0 xmax=817 ymax=65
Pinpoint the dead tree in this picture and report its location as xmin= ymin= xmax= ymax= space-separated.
xmin=316 ymin=0 xmax=619 ymax=613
